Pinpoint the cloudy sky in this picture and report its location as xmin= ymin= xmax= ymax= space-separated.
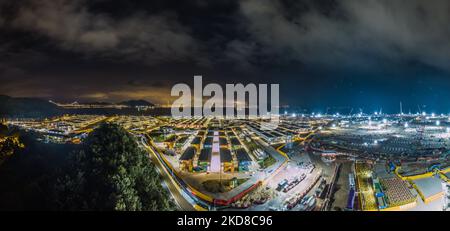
xmin=1 ymin=0 xmax=450 ymax=112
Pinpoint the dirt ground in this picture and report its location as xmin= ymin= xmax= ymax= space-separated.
xmin=329 ymin=161 xmax=352 ymax=211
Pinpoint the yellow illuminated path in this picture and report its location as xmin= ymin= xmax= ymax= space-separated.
xmin=141 ymin=138 xmax=197 ymax=211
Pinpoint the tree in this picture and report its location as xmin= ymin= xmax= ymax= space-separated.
xmin=55 ymin=123 xmax=176 ymax=211
xmin=0 ymin=124 xmax=24 ymax=165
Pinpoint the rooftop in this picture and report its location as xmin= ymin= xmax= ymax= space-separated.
xmin=220 ymin=148 xmax=232 ymax=163
xmin=179 ymin=147 xmax=196 ymax=161
xmin=235 ymin=148 xmax=252 ymax=162
xmin=204 ymin=137 xmax=213 ymax=145
xmin=230 ymin=137 xmax=241 ymax=146
xmin=219 ymin=137 xmax=228 ymax=146
xmin=191 ymin=136 xmax=202 ymax=145
xmin=198 ymin=148 xmax=212 ymax=162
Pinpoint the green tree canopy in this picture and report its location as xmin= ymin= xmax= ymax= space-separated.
xmin=56 ymin=123 xmax=176 ymax=211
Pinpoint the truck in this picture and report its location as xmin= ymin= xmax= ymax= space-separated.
xmin=276 ymin=179 xmax=288 ymax=191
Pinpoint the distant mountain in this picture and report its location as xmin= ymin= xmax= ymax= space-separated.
xmin=0 ymin=95 xmax=61 ymax=118
xmin=119 ymin=100 xmax=154 ymax=107
xmin=79 ymin=101 xmax=112 ymax=105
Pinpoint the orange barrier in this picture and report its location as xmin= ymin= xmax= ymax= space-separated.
xmin=213 ymin=181 xmax=262 ymax=206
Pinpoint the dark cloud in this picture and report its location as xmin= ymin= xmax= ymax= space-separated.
xmin=1 ymin=0 xmax=450 ymax=109
xmin=3 ymin=0 xmax=449 ymax=71
xmin=7 ymin=0 xmax=201 ymax=64
xmin=237 ymin=0 xmax=450 ymax=71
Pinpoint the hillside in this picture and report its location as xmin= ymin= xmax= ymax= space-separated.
xmin=119 ymin=99 xmax=154 ymax=107
xmin=0 ymin=95 xmax=61 ymax=118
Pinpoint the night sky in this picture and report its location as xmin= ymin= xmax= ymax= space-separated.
xmin=1 ymin=0 xmax=450 ymax=113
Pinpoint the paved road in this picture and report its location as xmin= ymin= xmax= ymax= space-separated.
xmin=140 ymin=137 xmax=195 ymax=211
xmin=253 ymin=138 xmax=288 ymax=180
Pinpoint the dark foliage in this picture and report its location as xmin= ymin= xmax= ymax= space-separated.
xmin=0 ymin=131 xmax=73 ymax=210
xmin=55 ymin=123 xmax=176 ymax=211
xmin=0 ymin=123 xmax=175 ymax=211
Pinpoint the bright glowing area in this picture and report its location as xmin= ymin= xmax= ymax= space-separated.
xmin=292 ymin=113 xmax=296 ymax=117
xmin=432 ymin=113 xmax=436 ymax=117
xmin=436 ymin=120 xmax=440 ymax=126
xmin=374 ymin=140 xmax=378 ymax=145
xmin=332 ymin=124 xmax=336 ymax=128
xmin=383 ymin=119 xmax=387 ymax=124
xmin=422 ymin=112 xmax=426 ymax=116
xmin=404 ymin=122 xmax=409 ymax=128
xmin=374 ymin=112 xmax=378 ymax=115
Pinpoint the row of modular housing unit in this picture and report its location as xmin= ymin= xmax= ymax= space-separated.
xmin=245 ymin=121 xmax=299 ymax=144
xmin=179 ymin=129 xmax=252 ymax=172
